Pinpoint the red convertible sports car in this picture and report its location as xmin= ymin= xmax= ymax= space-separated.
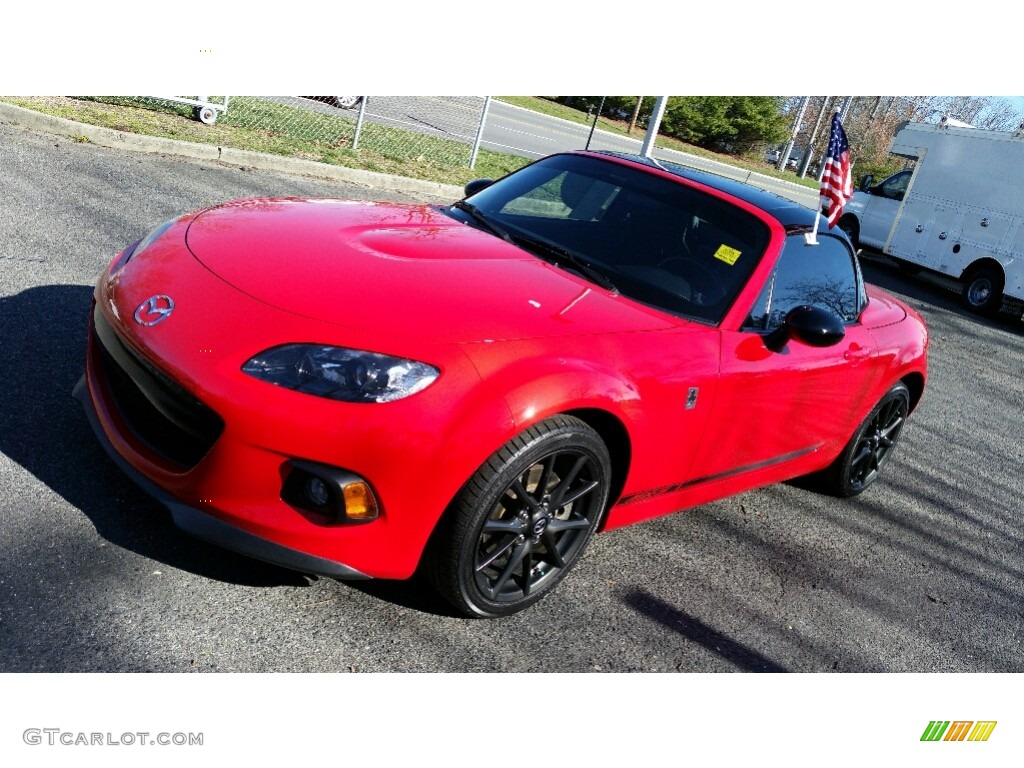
xmin=75 ymin=151 xmax=928 ymax=617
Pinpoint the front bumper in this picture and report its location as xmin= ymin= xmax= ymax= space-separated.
xmin=77 ymin=231 xmax=518 ymax=581
xmin=73 ymin=375 xmax=370 ymax=579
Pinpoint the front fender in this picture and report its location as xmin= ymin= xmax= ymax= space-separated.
xmin=460 ymin=328 xmax=722 ymax=504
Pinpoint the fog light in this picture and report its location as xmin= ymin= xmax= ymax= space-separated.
xmin=282 ymin=460 xmax=379 ymax=524
xmin=305 ymin=476 xmax=331 ymax=507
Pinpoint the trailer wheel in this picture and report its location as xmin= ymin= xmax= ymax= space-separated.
xmin=961 ymin=266 xmax=1004 ymax=316
xmin=195 ymin=106 xmax=218 ymax=125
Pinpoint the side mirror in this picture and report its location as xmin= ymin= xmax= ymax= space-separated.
xmin=463 ymin=178 xmax=494 ymax=197
xmin=766 ymin=305 xmax=846 ymax=351
xmin=858 ymin=175 xmax=874 ymax=193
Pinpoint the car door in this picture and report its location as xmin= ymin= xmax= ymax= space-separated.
xmin=859 ymin=170 xmax=912 ymax=250
xmin=687 ymin=233 xmax=883 ymax=485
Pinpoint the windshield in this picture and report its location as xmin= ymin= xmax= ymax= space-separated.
xmin=452 ymin=154 xmax=772 ymax=324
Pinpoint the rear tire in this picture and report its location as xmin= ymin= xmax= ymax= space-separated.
xmin=425 ymin=415 xmax=611 ymax=618
xmin=811 ymin=382 xmax=910 ymax=497
xmin=961 ymin=266 xmax=1004 ymax=316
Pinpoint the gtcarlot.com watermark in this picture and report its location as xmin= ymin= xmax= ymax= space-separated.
xmin=23 ymin=728 xmax=203 ymax=747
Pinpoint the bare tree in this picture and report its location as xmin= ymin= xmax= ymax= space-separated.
xmin=784 ymin=96 xmax=1024 ymax=175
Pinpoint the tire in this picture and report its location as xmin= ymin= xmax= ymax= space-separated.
xmin=331 ymin=96 xmax=362 ymax=109
xmin=838 ymin=217 xmax=859 ymax=248
xmin=196 ymin=106 xmax=217 ymax=125
xmin=961 ymin=266 xmax=1004 ymax=316
xmin=425 ymin=415 xmax=611 ymax=618
xmin=812 ymin=382 xmax=910 ymax=497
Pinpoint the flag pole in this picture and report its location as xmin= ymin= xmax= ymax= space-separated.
xmin=805 ymin=199 xmax=822 ymax=245
xmin=806 ymin=106 xmax=848 ymax=246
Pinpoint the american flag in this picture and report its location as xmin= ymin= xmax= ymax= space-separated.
xmin=821 ymin=112 xmax=853 ymax=228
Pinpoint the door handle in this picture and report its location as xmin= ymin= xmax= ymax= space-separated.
xmin=844 ymin=344 xmax=870 ymax=362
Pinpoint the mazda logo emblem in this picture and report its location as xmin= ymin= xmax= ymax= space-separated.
xmin=134 ymin=295 xmax=175 ymax=326
xmin=532 ymin=517 xmax=549 ymax=537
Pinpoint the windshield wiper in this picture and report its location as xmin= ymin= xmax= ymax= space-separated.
xmin=510 ymin=234 xmax=618 ymax=292
xmin=451 ymin=202 xmax=616 ymax=291
xmin=451 ymin=201 xmax=515 ymax=244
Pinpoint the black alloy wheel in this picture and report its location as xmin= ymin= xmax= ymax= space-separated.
xmin=426 ymin=415 xmax=611 ymax=618
xmin=813 ymin=381 xmax=910 ymax=497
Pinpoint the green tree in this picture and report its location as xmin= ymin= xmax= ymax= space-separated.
xmin=660 ymin=96 xmax=789 ymax=150
xmin=550 ymin=96 xmax=795 ymax=153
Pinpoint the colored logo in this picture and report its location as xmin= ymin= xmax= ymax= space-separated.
xmin=921 ymin=721 xmax=997 ymax=742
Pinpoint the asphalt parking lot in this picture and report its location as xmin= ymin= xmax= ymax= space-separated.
xmin=1 ymin=119 xmax=1022 ymax=673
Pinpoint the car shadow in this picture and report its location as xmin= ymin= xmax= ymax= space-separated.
xmin=0 ymin=284 xmax=309 ymax=588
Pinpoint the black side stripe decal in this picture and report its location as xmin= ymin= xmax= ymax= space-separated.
xmin=617 ymin=444 xmax=824 ymax=506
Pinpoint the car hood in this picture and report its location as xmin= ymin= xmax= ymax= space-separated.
xmin=184 ymin=199 xmax=676 ymax=343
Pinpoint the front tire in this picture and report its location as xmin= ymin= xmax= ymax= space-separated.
xmin=838 ymin=216 xmax=859 ymax=249
xmin=813 ymin=382 xmax=910 ymax=497
xmin=426 ymin=415 xmax=611 ymax=618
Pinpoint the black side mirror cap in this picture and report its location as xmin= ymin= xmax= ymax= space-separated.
xmin=766 ymin=305 xmax=846 ymax=352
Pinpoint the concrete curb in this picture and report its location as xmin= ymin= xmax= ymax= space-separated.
xmin=0 ymin=101 xmax=465 ymax=201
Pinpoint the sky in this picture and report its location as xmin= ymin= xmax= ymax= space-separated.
xmin=6 ymin=2 xmax=1022 ymax=97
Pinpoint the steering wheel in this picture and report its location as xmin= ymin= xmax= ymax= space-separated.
xmin=656 ymin=256 xmax=728 ymax=305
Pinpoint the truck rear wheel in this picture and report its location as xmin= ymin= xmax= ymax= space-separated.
xmin=961 ymin=266 xmax=1004 ymax=316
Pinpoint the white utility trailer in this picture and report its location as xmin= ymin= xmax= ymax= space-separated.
xmin=838 ymin=119 xmax=1024 ymax=316
xmin=151 ymin=96 xmax=230 ymax=125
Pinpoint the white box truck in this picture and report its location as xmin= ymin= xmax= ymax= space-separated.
xmin=837 ymin=120 xmax=1024 ymax=316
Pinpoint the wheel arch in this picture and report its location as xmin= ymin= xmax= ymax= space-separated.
xmin=563 ymin=407 xmax=632 ymax=508
xmin=837 ymin=213 xmax=860 ymax=245
xmin=901 ymin=371 xmax=926 ymax=414
xmin=419 ymin=388 xmax=637 ymax=567
xmin=959 ymin=256 xmax=1004 ymax=283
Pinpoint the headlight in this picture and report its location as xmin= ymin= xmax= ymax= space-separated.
xmin=242 ymin=345 xmax=439 ymax=403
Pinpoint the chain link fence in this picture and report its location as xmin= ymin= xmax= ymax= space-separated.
xmin=3 ymin=95 xmax=818 ymax=208
xmin=83 ymin=95 xmax=493 ymax=169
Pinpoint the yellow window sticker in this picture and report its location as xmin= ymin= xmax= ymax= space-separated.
xmin=714 ymin=244 xmax=741 ymax=265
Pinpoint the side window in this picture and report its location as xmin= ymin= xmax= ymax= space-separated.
xmin=745 ymin=234 xmax=862 ymax=330
xmin=880 ymin=170 xmax=911 ymax=201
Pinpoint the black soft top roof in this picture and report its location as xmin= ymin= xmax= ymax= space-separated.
xmin=593 ymin=151 xmax=822 ymax=231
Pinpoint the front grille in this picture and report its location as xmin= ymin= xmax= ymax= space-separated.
xmin=92 ymin=306 xmax=224 ymax=470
